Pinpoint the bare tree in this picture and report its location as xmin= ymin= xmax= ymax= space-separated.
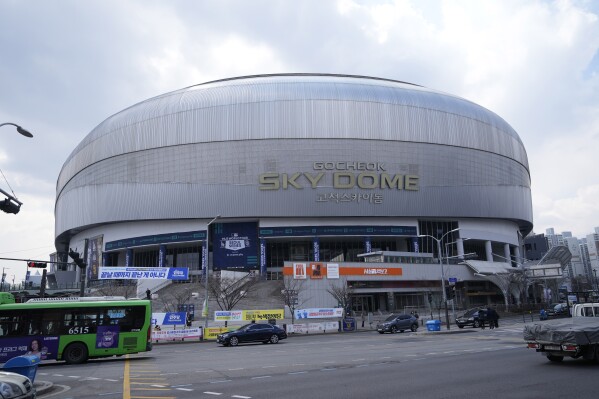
xmin=278 ymin=276 xmax=307 ymax=324
xmin=94 ymin=280 xmax=137 ymax=299
xmin=208 ymin=272 xmax=260 ymax=312
xmin=326 ymin=278 xmax=354 ymax=318
xmin=158 ymin=285 xmax=196 ymax=313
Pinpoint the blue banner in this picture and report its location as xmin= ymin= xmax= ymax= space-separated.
xmin=167 ymin=267 xmax=189 ymax=280
xmin=159 ymin=312 xmax=187 ymax=325
xmin=260 ymin=239 xmax=266 ymax=277
xmin=259 ymin=225 xmax=417 ymax=237
xmin=98 ymin=267 xmax=189 ymax=280
xmin=213 ymin=222 xmax=258 ymax=271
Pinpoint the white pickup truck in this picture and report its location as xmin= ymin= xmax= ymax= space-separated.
xmin=523 ymin=303 xmax=599 ymax=362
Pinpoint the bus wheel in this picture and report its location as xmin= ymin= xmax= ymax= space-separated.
xmin=64 ymin=342 xmax=89 ymax=364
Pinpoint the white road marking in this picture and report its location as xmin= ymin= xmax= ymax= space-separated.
xmin=204 ymin=392 xmax=223 ymax=396
xmin=252 ymin=376 xmax=272 ymax=379
xmin=210 ymin=380 xmax=232 ymax=384
xmin=288 ymin=371 xmax=308 ymax=375
xmin=176 ymin=388 xmax=194 ymax=391
xmin=232 ymin=396 xmax=252 ymax=399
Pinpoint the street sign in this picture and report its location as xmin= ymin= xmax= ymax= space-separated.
xmin=448 ymin=277 xmax=457 ymax=285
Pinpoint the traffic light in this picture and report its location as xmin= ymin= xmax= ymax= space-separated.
xmin=68 ymin=248 xmax=87 ymax=269
xmin=26 ymin=261 xmax=47 ymax=268
xmin=445 ymin=286 xmax=456 ymax=300
xmin=0 ymin=198 xmax=21 ymax=214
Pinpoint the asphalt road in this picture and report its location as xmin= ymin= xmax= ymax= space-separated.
xmin=36 ymin=320 xmax=597 ymax=399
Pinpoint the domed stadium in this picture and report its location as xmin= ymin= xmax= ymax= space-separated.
xmin=53 ymin=73 xmax=532 ymax=311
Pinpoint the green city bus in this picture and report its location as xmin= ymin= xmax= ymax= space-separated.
xmin=0 ymin=293 xmax=152 ymax=364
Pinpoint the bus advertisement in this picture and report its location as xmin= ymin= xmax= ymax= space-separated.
xmin=0 ymin=294 xmax=152 ymax=364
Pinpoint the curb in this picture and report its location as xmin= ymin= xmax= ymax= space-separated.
xmin=34 ymin=380 xmax=53 ymax=396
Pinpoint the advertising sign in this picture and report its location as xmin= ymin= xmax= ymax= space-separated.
xmin=326 ymin=263 xmax=339 ymax=279
xmin=293 ymin=263 xmax=307 ymax=279
xmin=152 ymin=328 xmax=202 ymax=342
xmin=294 ymin=308 xmax=344 ymax=319
xmin=0 ymin=336 xmax=59 ymax=362
xmin=214 ymin=311 xmax=243 ymax=322
xmin=243 ymin=309 xmax=285 ymax=321
xmin=309 ymin=262 xmax=324 ymax=279
xmin=96 ymin=326 xmax=119 ymax=349
xmin=152 ymin=312 xmax=187 ymax=326
xmin=98 ymin=267 xmax=189 ymax=280
xmin=213 ymin=222 xmax=258 ymax=271
xmin=204 ymin=327 xmax=231 ymax=340
xmin=212 ymin=309 xmax=285 ymax=322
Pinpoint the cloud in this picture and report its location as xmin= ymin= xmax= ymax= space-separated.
xmin=1 ymin=0 xmax=599 ymax=285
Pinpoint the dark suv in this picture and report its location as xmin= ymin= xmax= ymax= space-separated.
xmin=377 ymin=314 xmax=419 ymax=334
xmin=455 ymin=308 xmax=486 ymax=328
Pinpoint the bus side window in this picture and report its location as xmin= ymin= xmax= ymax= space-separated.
xmin=594 ymin=306 xmax=599 ymax=317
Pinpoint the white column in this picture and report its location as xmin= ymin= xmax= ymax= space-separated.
xmin=514 ymin=246 xmax=522 ymax=266
xmin=485 ymin=241 xmax=493 ymax=261
xmin=457 ymin=238 xmax=465 ymax=258
xmin=504 ymin=243 xmax=511 ymax=265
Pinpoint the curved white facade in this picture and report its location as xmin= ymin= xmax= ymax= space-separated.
xmin=54 ymin=74 xmax=533 ymax=309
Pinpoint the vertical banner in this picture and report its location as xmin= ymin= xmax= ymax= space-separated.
xmin=412 ymin=237 xmax=419 ymax=253
xmin=202 ymin=239 xmax=208 ymax=277
xmin=87 ymin=236 xmax=103 ymax=281
xmin=260 ymin=238 xmax=267 ymax=278
xmin=126 ymin=248 xmax=133 ymax=267
xmin=213 ymin=222 xmax=258 ymax=271
xmin=365 ymin=236 xmax=372 ymax=254
xmin=313 ymin=237 xmax=320 ymax=262
xmin=159 ymin=244 xmax=166 ymax=268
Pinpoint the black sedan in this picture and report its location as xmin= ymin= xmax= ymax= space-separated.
xmin=216 ymin=323 xmax=288 ymax=346
xmin=455 ymin=308 xmax=486 ymax=328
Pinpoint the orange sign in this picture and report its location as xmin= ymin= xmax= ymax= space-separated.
xmin=283 ymin=264 xmax=402 ymax=276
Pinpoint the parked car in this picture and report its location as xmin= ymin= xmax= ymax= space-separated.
xmin=216 ymin=323 xmax=288 ymax=347
xmin=546 ymin=303 xmax=569 ymax=318
xmin=455 ymin=308 xmax=486 ymax=328
xmin=376 ymin=314 xmax=418 ymax=334
xmin=0 ymin=371 xmax=36 ymax=399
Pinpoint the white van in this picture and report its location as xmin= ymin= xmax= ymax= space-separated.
xmin=572 ymin=303 xmax=599 ymax=317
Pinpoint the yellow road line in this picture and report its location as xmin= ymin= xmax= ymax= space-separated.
xmin=131 ymin=397 xmax=177 ymax=399
xmin=124 ymin=355 xmax=131 ymax=399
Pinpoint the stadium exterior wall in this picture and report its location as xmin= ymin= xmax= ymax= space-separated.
xmin=53 ymin=74 xmax=533 ymax=310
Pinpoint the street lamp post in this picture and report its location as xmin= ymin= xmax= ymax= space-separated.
xmin=203 ymin=215 xmax=221 ymax=329
xmin=594 ymin=269 xmax=597 ymax=293
xmin=1 ymin=122 xmax=33 ymax=214
xmin=0 ymin=122 xmax=34 ymax=138
xmin=418 ymin=228 xmax=460 ymax=330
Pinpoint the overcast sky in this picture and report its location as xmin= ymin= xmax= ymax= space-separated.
xmin=1 ymin=0 xmax=598 ymax=283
